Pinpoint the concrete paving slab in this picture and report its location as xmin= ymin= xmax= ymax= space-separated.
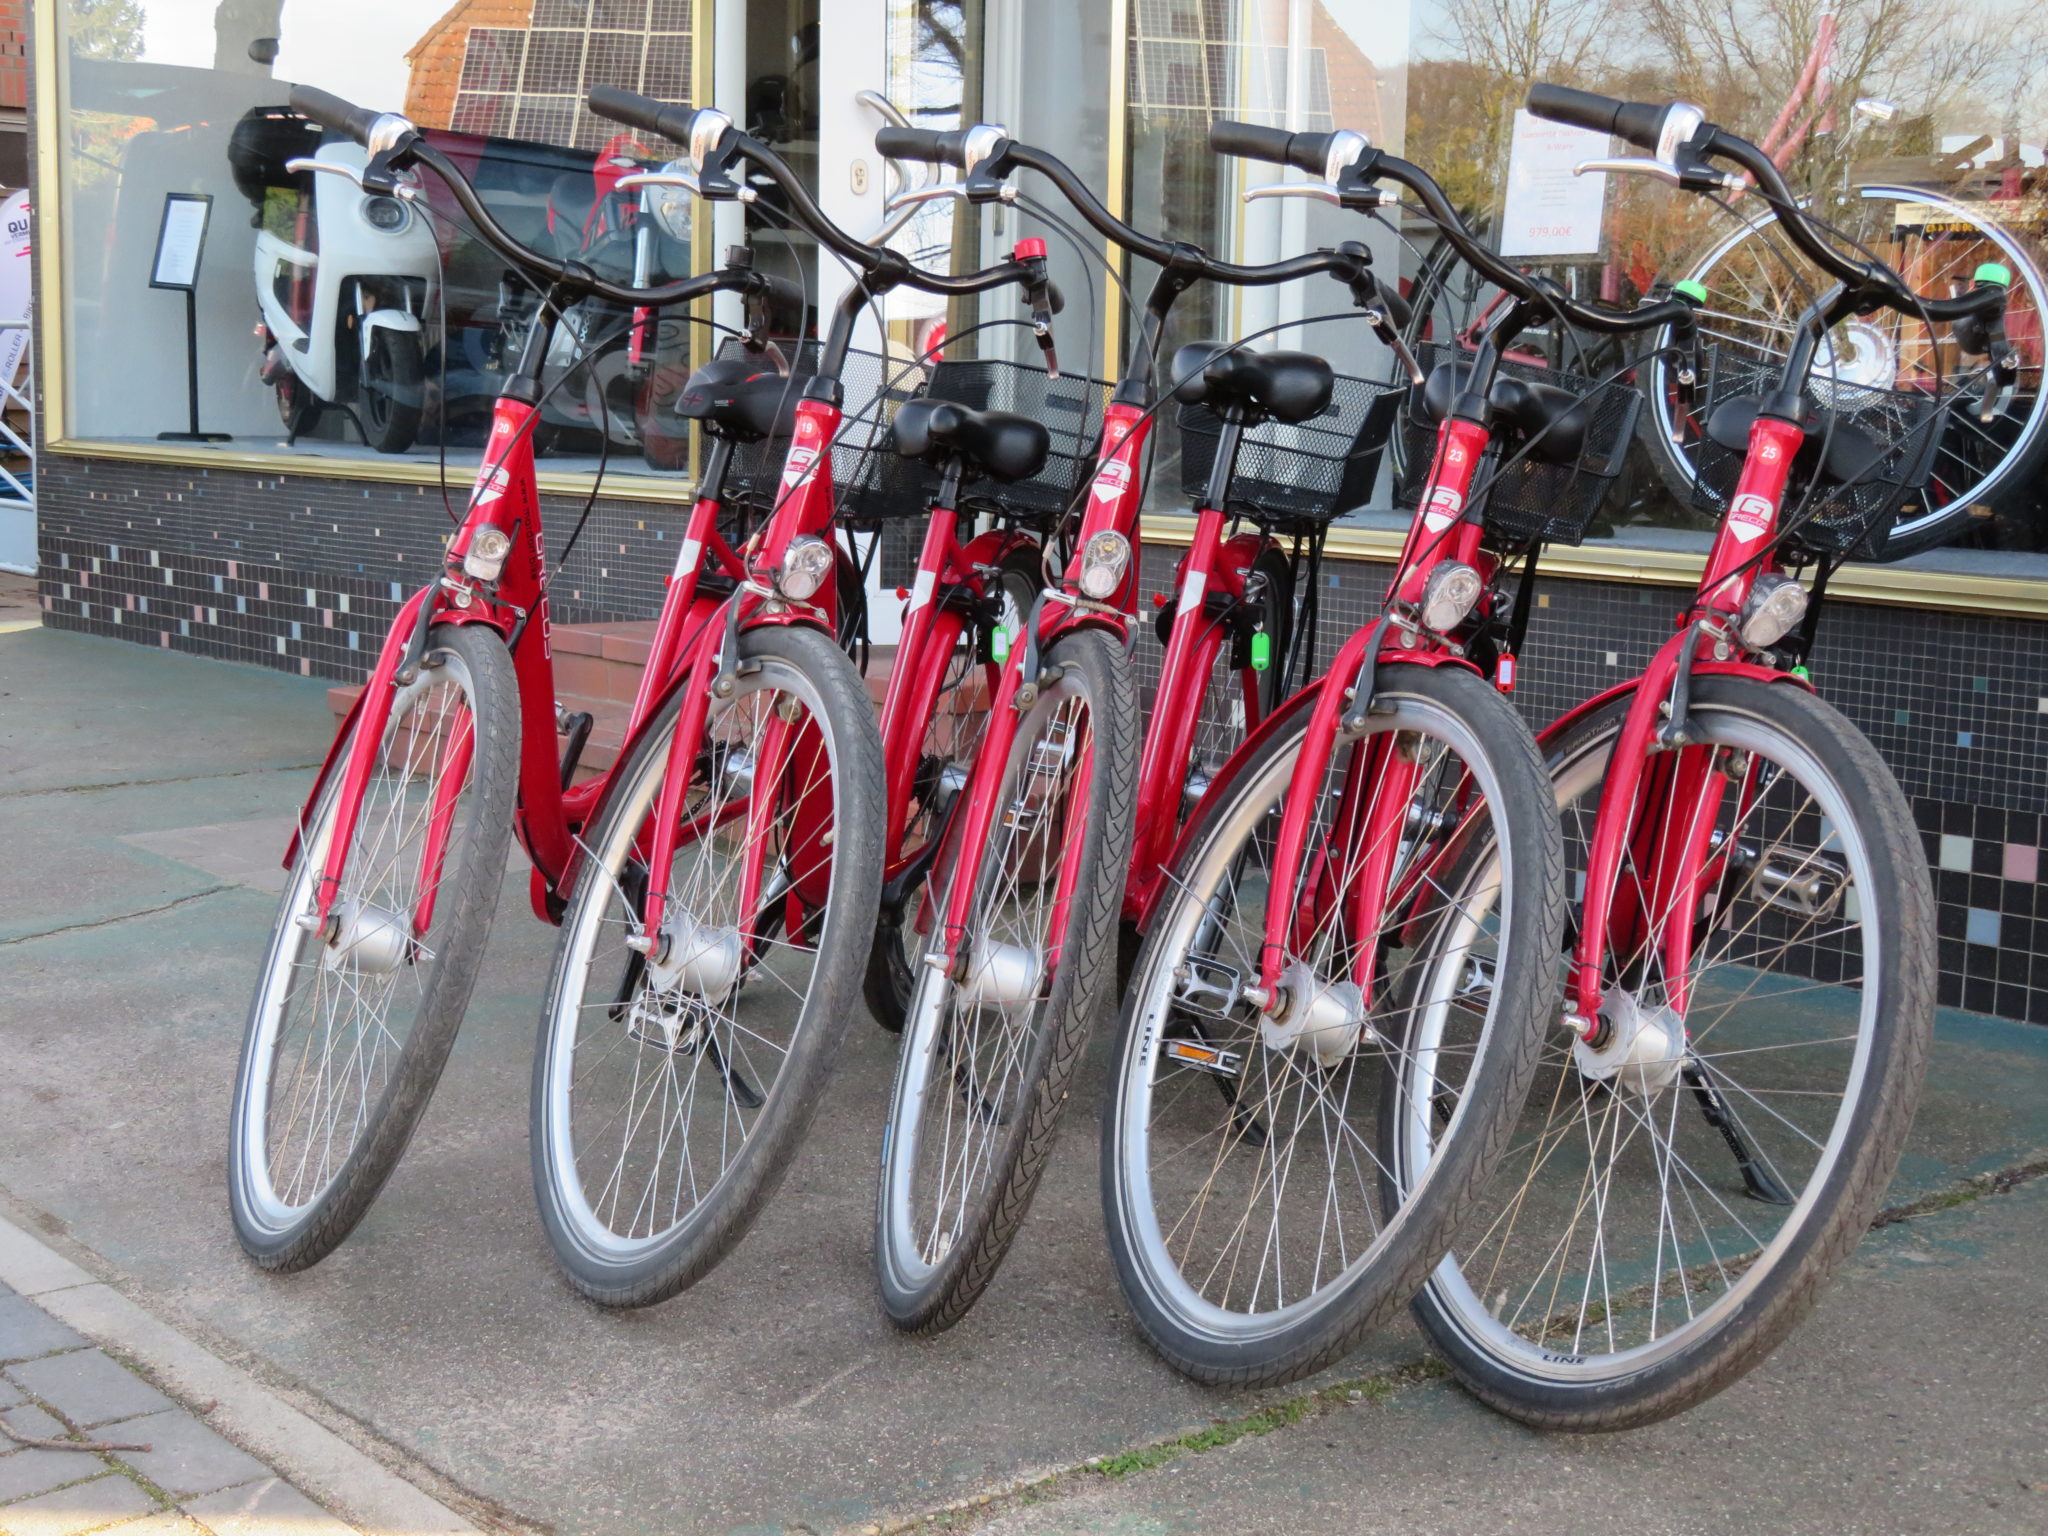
xmin=5 ymin=1354 xmax=173 ymax=1430
xmin=0 ymin=1473 xmax=155 ymax=1536
xmin=0 ymin=1447 xmax=108 ymax=1507
xmin=100 ymin=1413 xmax=267 ymax=1501
xmin=0 ymin=631 xmax=329 ymax=799
xmin=0 ymin=1301 xmax=82 ymax=1366
xmin=0 ymin=1382 xmax=21 ymax=1412
xmin=0 ymin=1409 xmax=70 ymax=1447
xmin=182 ymin=1477 xmax=360 ymax=1536
xmin=113 ymin=822 xmax=296 ymax=899
xmin=972 ymin=1177 xmax=2048 ymax=1536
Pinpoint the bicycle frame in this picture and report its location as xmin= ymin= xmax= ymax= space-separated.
xmin=289 ymin=331 xmax=844 ymax=951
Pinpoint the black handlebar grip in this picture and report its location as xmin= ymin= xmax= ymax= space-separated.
xmin=586 ymin=85 xmax=699 ymax=146
xmin=873 ymin=126 xmax=969 ymax=168
xmin=757 ymin=272 xmax=808 ymax=312
xmin=289 ymin=84 xmax=381 ymax=146
xmin=1209 ymin=119 xmax=1338 ymax=176
xmin=1524 ymin=83 xmax=1665 ymax=153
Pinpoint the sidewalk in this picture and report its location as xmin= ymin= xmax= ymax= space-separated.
xmin=6 ymin=621 xmax=2048 ymax=1535
xmin=1 ymin=1275 xmax=353 ymax=1536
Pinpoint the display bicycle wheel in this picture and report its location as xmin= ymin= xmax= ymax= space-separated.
xmin=1641 ymin=184 xmax=2047 ymax=559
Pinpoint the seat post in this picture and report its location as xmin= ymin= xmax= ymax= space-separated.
xmin=1201 ymin=406 xmax=1247 ymax=513
xmin=936 ymin=454 xmax=966 ymax=512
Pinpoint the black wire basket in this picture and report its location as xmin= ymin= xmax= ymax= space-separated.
xmin=717 ymin=343 xmax=1107 ymax=530
xmin=1683 ymin=345 xmax=1948 ymax=562
xmin=920 ymin=357 xmax=1112 ymax=527
xmin=1396 ymin=342 xmax=1642 ymax=546
xmin=1176 ymin=371 xmax=1403 ymax=532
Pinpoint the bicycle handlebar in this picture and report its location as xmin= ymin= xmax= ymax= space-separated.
xmin=585 ymin=84 xmax=703 ymax=151
xmin=1521 ymin=85 xmax=2011 ymax=328
xmin=1207 ymin=120 xmax=1341 ymax=178
xmin=1522 ymin=85 xmax=1668 ymax=155
xmin=1207 ymin=118 xmax=1689 ymax=339
xmin=873 ymin=125 xmax=971 ymax=169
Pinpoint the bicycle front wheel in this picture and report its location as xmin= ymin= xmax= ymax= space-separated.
xmin=1412 ymin=676 xmax=1934 ymax=1429
xmin=875 ymin=628 xmax=1139 ymax=1332
xmin=1103 ymin=663 xmax=1564 ymax=1387
xmin=865 ymin=545 xmax=1039 ymax=1032
xmin=231 ymin=622 xmax=520 ymax=1269
xmin=532 ymin=623 xmax=885 ymax=1306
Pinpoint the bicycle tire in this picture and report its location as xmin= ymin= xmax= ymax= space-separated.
xmin=531 ymin=622 xmax=885 ymax=1307
xmin=864 ymin=545 xmax=1041 ymax=1033
xmin=875 ymin=627 xmax=1139 ymax=1332
xmin=1102 ymin=662 xmax=1564 ymax=1387
xmin=1412 ymin=675 xmax=1934 ymax=1429
xmin=1639 ymin=184 xmax=2048 ymax=560
xmin=230 ymin=622 xmax=520 ymax=1270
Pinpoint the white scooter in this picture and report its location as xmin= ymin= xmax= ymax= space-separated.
xmin=249 ymin=139 xmax=439 ymax=453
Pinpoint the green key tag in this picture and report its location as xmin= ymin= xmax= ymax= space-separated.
xmin=991 ymin=626 xmax=1012 ymax=664
xmin=1250 ymin=629 xmax=1272 ymax=673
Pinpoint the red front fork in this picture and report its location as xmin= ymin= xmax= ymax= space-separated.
xmin=1254 ymin=414 xmax=1488 ymax=997
xmin=1568 ymin=413 xmax=1804 ymax=1026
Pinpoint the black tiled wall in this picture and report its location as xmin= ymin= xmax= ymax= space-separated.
xmin=36 ymin=453 xmax=2048 ymax=1024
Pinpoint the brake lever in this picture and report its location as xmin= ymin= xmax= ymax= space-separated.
xmin=616 ymin=169 xmax=701 ymax=196
xmin=1242 ymin=182 xmax=1398 ymax=208
xmin=287 ymin=157 xmax=423 ymax=201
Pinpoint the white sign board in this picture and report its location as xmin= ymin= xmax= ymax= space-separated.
xmin=1498 ymin=109 xmax=1609 ymax=258
xmin=0 ymin=190 xmax=29 ymax=389
xmin=150 ymin=193 xmax=212 ymax=290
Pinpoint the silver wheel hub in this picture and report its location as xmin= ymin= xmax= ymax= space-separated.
xmin=1260 ymin=960 xmax=1368 ymax=1068
xmin=648 ymin=912 xmax=744 ymax=1000
xmin=1813 ymin=317 xmax=1897 ymax=403
xmin=959 ymin=939 xmax=1041 ymax=1009
xmin=1574 ymin=989 xmax=1687 ymax=1097
xmin=320 ymin=898 xmax=410 ymax=975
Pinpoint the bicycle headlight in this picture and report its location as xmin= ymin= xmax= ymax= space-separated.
xmin=1418 ymin=560 xmax=1483 ymax=634
xmin=648 ymin=160 xmax=693 ymax=242
xmin=462 ymin=524 xmax=514 ymax=583
xmin=1076 ymin=530 xmax=1132 ymax=601
xmin=1736 ymin=573 xmax=1808 ymax=651
xmin=775 ymin=535 xmax=835 ymax=602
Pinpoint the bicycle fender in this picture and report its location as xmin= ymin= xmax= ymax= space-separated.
xmin=1129 ymin=646 xmax=1486 ymax=934
xmin=1130 ymin=681 xmax=1322 ymax=933
xmin=283 ymin=584 xmax=435 ymax=869
xmin=1534 ymin=660 xmax=1811 ymax=754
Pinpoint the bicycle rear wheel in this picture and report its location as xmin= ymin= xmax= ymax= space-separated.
xmin=532 ymin=623 xmax=884 ymax=1306
xmin=875 ymin=628 xmax=1138 ymax=1332
xmin=1102 ymin=663 xmax=1563 ymax=1386
xmin=1411 ymin=676 xmax=1934 ymax=1428
xmin=230 ymin=623 xmax=520 ymax=1269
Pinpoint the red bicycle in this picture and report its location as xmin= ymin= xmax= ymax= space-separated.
xmin=1403 ymin=87 xmax=2018 ymax=1428
xmin=228 ymin=86 xmax=1032 ymax=1301
xmin=1092 ymin=115 xmax=1737 ymax=1387
xmin=860 ymin=122 xmax=1427 ymax=1332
